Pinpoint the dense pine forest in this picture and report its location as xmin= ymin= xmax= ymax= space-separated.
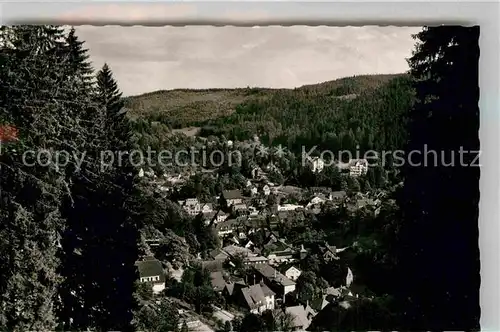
xmin=0 ymin=25 xmax=480 ymax=331
xmin=126 ymin=73 xmax=413 ymax=156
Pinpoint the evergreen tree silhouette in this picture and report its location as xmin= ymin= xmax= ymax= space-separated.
xmin=396 ymin=25 xmax=480 ymax=330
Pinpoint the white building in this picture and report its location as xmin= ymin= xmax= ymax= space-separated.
xmin=346 ymin=267 xmax=354 ymax=287
xmin=267 ymin=249 xmax=295 ymax=265
xmin=349 ymin=159 xmax=369 ymax=177
xmin=200 ymin=203 xmax=213 ymax=214
xmin=284 ymin=266 xmax=302 ymax=281
xmin=307 ymin=196 xmax=326 ymax=207
xmin=307 ymin=157 xmax=325 ymax=173
xmin=223 ymin=190 xmax=244 ymax=206
xmin=263 ymin=185 xmax=271 ymax=196
xmin=137 ymin=258 xmax=165 ymax=294
xmin=215 ymin=211 xmax=229 ymax=223
xmin=241 ymin=283 xmax=275 ymax=314
xmin=277 ymin=204 xmax=302 ymax=212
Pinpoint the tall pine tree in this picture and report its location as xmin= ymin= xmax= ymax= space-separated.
xmin=96 ymin=63 xmax=130 ymax=150
xmin=395 ymin=26 xmax=480 ymax=330
xmin=0 ymin=25 xmax=91 ymax=331
xmin=58 ymin=56 xmax=141 ymax=330
xmin=62 ymin=27 xmax=94 ymax=89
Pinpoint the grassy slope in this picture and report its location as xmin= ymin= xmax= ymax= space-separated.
xmin=123 ymin=74 xmax=404 ymax=127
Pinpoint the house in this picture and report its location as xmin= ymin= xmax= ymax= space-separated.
xmin=330 ymin=191 xmax=347 ymax=201
xmin=185 ymin=198 xmax=199 ymax=206
xmin=250 ymin=187 xmax=258 ymax=196
xmin=223 ymin=190 xmax=244 ymax=206
xmin=243 ymin=240 xmax=254 ymax=249
xmin=262 ymin=184 xmax=271 ymax=196
xmin=284 ymin=266 xmax=302 ymax=281
xmin=210 ymin=271 xmax=226 ymax=293
xmin=318 ymin=243 xmax=340 ymax=262
xmin=345 ymin=198 xmax=377 ymax=213
xmin=253 ymin=264 xmax=296 ymax=299
xmin=306 ymin=157 xmax=325 ymax=173
xmin=244 ymin=256 xmax=269 ymax=266
xmin=308 ymin=196 xmax=326 ymax=207
xmin=234 ymin=203 xmax=248 ymax=212
xmin=210 ymin=248 xmax=230 ymax=261
xmin=310 ymin=295 xmax=331 ymax=312
xmin=214 ymin=211 xmax=230 ymax=224
xmin=238 ymin=283 xmax=275 ymax=314
xmin=285 ymin=304 xmax=316 ymax=331
xmin=348 ymin=159 xmax=369 ymax=177
xmin=222 ymin=244 xmax=253 ymax=256
xmin=248 ymin=206 xmax=259 ymax=216
xmin=178 ymin=198 xmax=202 ymax=216
xmin=216 ymin=219 xmax=238 ymax=237
xmin=277 ymin=204 xmax=302 ymax=212
xmin=136 ymin=258 xmax=165 ymax=294
xmin=138 ymin=168 xmax=145 ymax=177
xmin=201 ymin=203 xmax=214 ymax=214
xmin=267 ymin=248 xmax=296 ymax=265
xmin=224 ymin=280 xmax=247 ymax=298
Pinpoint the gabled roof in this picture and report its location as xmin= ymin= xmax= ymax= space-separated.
xmin=331 ymin=191 xmax=347 ymax=199
xmin=240 ymin=284 xmax=271 ymax=309
xmin=225 ymin=280 xmax=246 ymax=296
xmin=223 ymin=190 xmax=243 ymax=200
xmin=201 ymin=203 xmax=213 ymax=209
xmin=210 ymin=249 xmax=229 ymax=260
xmin=216 ymin=219 xmax=239 ymax=231
xmin=286 ymin=305 xmax=312 ymax=328
xmin=137 ymin=259 xmax=164 ymax=279
xmin=254 ymin=264 xmax=296 ymax=287
xmin=259 ymin=282 xmax=275 ymax=297
xmin=285 ymin=266 xmax=302 ymax=274
xmin=310 ymin=295 xmax=330 ymax=312
xmin=210 ymin=271 xmax=226 ymax=292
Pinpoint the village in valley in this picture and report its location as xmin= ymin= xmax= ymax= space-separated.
xmin=0 ymin=23 xmax=480 ymax=332
xmin=134 ymin=134 xmax=395 ymax=332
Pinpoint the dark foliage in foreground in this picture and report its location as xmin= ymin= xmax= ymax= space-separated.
xmin=395 ymin=25 xmax=481 ymax=330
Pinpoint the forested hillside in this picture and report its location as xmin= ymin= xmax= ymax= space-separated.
xmin=127 ymin=74 xmax=414 ymax=157
xmin=0 ymin=25 xmax=480 ymax=332
xmin=201 ymin=75 xmax=413 ymax=154
xmin=124 ymin=74 xmax=400 ymax=128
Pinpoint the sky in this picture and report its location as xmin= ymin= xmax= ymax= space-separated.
xmin=31 ymin=3 xmax=423 ymax=96
xmin=0 ymin=2 xmax=422 ymax=96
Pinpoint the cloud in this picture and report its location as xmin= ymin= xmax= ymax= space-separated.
xmin=59 ymin=4 xmax=197 ymax=23
xmin=75 ymin=26 xmax=421 ymax=96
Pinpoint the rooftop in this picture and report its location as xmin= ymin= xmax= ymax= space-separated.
xmin=241 ymin=284 xmax=269 ymax=309
xmin=223 ymin=190 xmax=243 ymax=200
xmin=286 ymin=305 xmax=312 ymax=328
xmin=137 ymin=259 xmax=164 ymax=279
xmin=254 ymin=264 xmax=296 ymax=287
xmin=210 ymin=271 xmax=226 ymax=292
